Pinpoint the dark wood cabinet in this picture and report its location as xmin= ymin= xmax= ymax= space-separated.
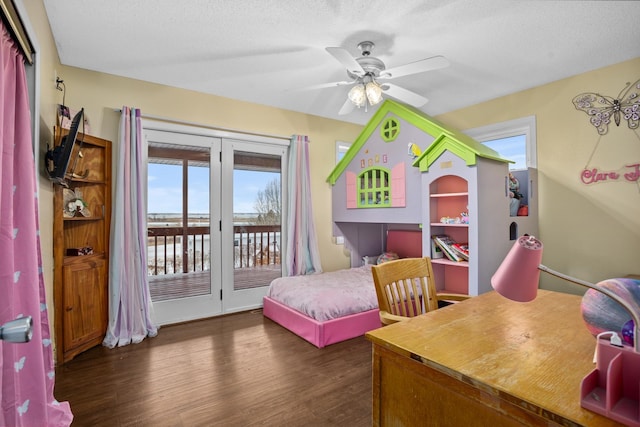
xmin=53 ymin=129 xmax=111 ymax=363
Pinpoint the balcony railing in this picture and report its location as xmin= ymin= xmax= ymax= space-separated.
xmin=147 ymin=224 xmax=281 ymax=276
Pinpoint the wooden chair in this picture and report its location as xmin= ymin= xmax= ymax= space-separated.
xmin=371 ymin=257 xmax=470 ymax=325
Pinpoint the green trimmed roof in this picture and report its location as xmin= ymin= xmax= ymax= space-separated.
xmin=327 ymin=99 xmax=511 ymax=184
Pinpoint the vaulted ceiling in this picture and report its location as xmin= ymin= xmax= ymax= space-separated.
xmin=43 ymin=0 xmax=640 ymax=125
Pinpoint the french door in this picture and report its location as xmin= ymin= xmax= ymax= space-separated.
xmin=221 ymin=139 xmax=287 ymax=313
xmin=144 ymin=124 xmax=287 ymax=325
xmin=145 ymin=129 xmax=222 ymax=325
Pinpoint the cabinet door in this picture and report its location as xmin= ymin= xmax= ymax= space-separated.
xmin=62 ymin=258 xmax=107 ymax=353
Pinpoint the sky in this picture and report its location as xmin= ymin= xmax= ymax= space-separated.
xmin=483 ymin=135 xmax=526 ymax=170
xmin=147 ymin=164 xmax=279 ymax=214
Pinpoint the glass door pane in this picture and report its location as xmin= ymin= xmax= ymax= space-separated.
xmin=144 ymin=128 xmax=222 ymax=326
xmin=233 ymin=153 xmax=282 ymax=291
xmin=222 ymin=140 xmax=287 ymax=313
xmin=147 ymin=142 xmax=211 ymax=301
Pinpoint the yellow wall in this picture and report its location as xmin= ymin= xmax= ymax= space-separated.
xmin=25 ymin=0 xmax=640 ymax=344
xmin=436 ymin=57 xmax=640 ymax=294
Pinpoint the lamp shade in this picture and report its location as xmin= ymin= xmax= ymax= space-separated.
xmin=348 ymin=85 xmax=366 ymax=107
xmin=491 ymin=235 xmax=543 ymax=302
xmin=365 ymin=81 xmax=383 ymax=105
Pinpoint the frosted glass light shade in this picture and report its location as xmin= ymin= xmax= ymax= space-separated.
xmin=491 ymin=235 xmax=543 ymax=302
xmin=365 ymin=81 xmax=383 ymax=105
xmin=348 ymin=85 xmax=366 ymax=107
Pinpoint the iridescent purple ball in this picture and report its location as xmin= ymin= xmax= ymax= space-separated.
xmin=621 ymin=319 xmax=635 ymax=346
xmin=581 ymin=278 xmax=640 ymax=338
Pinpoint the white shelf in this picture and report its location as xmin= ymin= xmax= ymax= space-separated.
xmin=430 ymin=192 xmax=468 ymax=198
xmin=432 ymin=258 xmax=469 ymax=267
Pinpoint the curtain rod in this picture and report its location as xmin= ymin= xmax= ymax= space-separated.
xmin=113 ymin=108 xmax=291 ymax=142
xmin=0 ymin=0 xmax=34 ymax=64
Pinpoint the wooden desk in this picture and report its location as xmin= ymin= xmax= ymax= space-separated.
xmin=365 ymin=290 xmax=623 ymax=426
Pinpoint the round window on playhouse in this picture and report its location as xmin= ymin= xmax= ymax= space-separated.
xmin=381 ymin=118 xmax=400 ymax=142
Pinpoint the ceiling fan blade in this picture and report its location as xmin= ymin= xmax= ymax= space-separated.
xmin=378 ymin=55 xmax=449 ymax=80
xmin=296 ymin=80 xmax=353 ymax=92
xmin=381 ymin=83 xmax=429 ymax=107
xmin=338 ymin=98 xmax=356 ymax=116
xmin=326 ymin=47 xmax=365 ymax=77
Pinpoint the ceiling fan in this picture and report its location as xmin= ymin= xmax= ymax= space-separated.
xmin=309 ymin=41 xmax=449 ymax=115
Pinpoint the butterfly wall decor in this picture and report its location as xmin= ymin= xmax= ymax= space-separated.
xmin=572 ymin=79 xmax=640 ymax=135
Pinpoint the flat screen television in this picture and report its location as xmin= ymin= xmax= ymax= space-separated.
xmin=46 ymin=108 xmax=84 ymax=185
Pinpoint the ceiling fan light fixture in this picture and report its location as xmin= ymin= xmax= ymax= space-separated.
xmin=324 ymin=41 xmax=450 ymax=115
xmin=365 ymin=80 xmax=383 ymax=105
xmin=348 ymin=84 xmax=366 ymax=108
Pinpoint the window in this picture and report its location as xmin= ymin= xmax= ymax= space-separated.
xmin=465 ymin=116 xmax=537 ymax=219
xmin=483 ymin=135 xmax=526 ymax=170
xmin=380 ymin=118 xmax=400 ymax=142
xmin=464 ymin=116 xmax=537 ymax=170
xmin=336 ymin=140 xmax=351 ymax=164
xmin=358 ymin=167 xmax=391 ymax=207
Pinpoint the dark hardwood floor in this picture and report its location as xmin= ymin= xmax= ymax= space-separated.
xmin=54 ymin=309 xmax=373 ymax=427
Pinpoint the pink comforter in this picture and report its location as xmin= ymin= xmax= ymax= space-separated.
xmin=267 ymin=265 xmax=378 ymax=321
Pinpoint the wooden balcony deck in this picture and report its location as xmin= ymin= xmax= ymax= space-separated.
xmin=149 ymin=265 xmax=282 ymax=302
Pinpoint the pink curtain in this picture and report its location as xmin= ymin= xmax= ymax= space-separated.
xmin=0 ymin=21 xmax=73 ymax=426
xmin=103 ymin=107 xmax=157 ymax=348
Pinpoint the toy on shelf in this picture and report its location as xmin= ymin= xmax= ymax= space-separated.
xmin=440 ymin=212 xmax=469 ymax=225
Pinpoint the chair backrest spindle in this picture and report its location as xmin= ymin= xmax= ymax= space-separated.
xmin=372 ymin=257 xmax=467 ymax=325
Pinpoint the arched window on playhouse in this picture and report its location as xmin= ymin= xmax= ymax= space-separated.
xmin=358 ymin=166 xmax=391 ymax=207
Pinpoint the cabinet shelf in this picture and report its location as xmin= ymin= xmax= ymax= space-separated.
xmin=430 ymin=223 xmax=468 ymax=228
xmin=432 ymin=258 xmax=469 ymax=267
xmin=63 ymin=216 xmax=104 ymax=222
xmin=63 ymin=252 xmax=106 ymax=264
xmin=430 ymin=192 xmax=468 ymax=198
xmin=427 ymin=174 xmax=470 ymax=294
xmin=422 ymin=150 xmax=523 ymax=297
xmin=53 ymin=128 xmax=111 ymax=364
xmin=67 ymin=178 xmax=106 ymax=185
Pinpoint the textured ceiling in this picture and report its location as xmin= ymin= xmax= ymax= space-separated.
xmin=43 ymin=0 xmax=640 ymax=125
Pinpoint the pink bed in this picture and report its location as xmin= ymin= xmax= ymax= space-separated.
xmin=262 ymin=229 xmax=422 ymax=347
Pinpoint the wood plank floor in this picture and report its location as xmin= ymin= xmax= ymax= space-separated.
xmin=54 ymin=309 xmax=373 ymax=427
